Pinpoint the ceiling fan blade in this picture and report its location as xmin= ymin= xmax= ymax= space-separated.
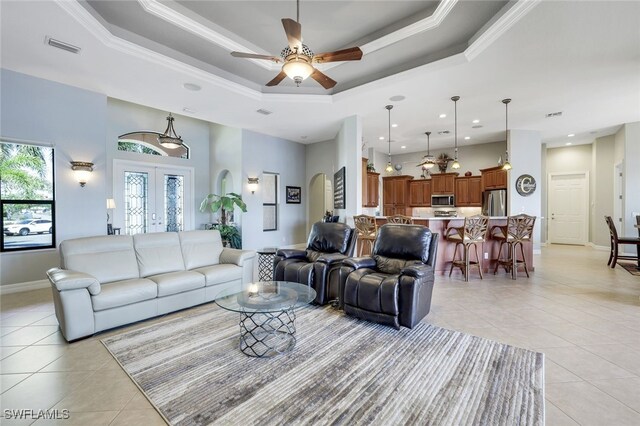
xmin=310 ymin=68 xmax=337 ymax=89
xmin=231 ymin=52 xmax=281 ymax=62
xmin=266 ymin=71 xmax=287 ymax=87
xmin=314 ymin=47 xmax=363 ymax=63
xmin=281 ymin=18 xmax=302 ymax=52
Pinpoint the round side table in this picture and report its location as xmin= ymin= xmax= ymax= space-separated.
xmin=257 ymin=247 xmax=278 ymax=281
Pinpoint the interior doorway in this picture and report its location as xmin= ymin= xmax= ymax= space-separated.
xmin=309 ymin=173 xmax=333 ymax=233
xmin=548 ymin=172 xmax=589 ymax=245
xmin=113 ymin=160 xmax=194 ymax=235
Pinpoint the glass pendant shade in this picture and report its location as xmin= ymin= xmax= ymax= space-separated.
xmin=451 ymin=158 xmax=460 ymax=169
xmin=385 ymin=162 xmax=394 ymax=173
xmin=158 ymin=113 xmax=184 ymax=149
xmin=282 ymin=58 xmax=314 ymax=85
xmin=417 ymin=131 xmax=435 ymax=169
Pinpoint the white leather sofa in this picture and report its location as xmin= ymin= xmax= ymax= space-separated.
xmin=46 ymin=230 xmax=255 ymax=341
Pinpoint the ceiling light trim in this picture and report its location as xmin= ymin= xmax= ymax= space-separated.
xmin=465 ymin=0 xmax=541 ymax=61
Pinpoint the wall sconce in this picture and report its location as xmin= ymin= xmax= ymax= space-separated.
xmin=248 ymin=177 xmax=259 ymax=194
xmin=70 ymin=161 xmax=94 ymax=187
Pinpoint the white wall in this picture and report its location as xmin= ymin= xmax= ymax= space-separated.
xmin=508 ymin=130 xmax=542 ymax=251
xmin=305 ymin=139 xmax=337 ymax=229
xmin=335 ymin=116 xmax=363 ymax=225
xmin=621 ymin=122 xmax=640 ymax=236
xmin=241 ymin=130 xmax=307 ymax=250
xmin=592 ymin=136 xmax=615 ymax=246
xmin=1 ymin=69 xmax=107 ymax=285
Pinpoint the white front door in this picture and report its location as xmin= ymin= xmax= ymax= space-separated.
xmin=548 ymin=172 xmax=589 ymax=245
xmin=113 ymin=161 xmax=194 ymax=235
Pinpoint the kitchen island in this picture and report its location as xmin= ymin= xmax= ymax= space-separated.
xmin=372 ymin=216 xmax=534 ymax=275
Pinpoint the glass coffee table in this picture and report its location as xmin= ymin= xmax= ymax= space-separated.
xmin=215 ymin=281 xmax=316 ymax=357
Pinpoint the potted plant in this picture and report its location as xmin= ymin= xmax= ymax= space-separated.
xmin=200 ymin=192 xmax=247 ymax=248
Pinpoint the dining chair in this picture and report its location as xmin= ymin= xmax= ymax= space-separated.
xmin=604 ymin=216 xmax=640 ymax=268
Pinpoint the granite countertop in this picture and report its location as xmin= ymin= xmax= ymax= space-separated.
xmin=376 ymin=216 xmax=508 ymax=220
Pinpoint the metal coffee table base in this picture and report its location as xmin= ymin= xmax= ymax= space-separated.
xmin=239 ymin=308 xmax=297 ymax=357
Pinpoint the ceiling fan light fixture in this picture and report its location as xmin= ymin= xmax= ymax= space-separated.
xmin=158 ymin=113 xmax=184 ymax=149
xmin=282 ymin=57 xmax=314 ymax=85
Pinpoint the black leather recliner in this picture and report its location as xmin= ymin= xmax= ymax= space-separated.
xmin=273 ymin=222 xmax=356 ymax=305
xmin=338 ymin=224 xmax=438 ymax=329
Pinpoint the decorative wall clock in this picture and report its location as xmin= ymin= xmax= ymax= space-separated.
xmin=515 ymin=174 xmax=536 ymax=196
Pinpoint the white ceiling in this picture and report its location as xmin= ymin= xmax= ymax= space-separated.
xmin=1 ymin=0 xmax=639 ymax=156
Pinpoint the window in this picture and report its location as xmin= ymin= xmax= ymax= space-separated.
xmin=0 ymin=141 xmax=55 ymax=251
xmin=118 ymin=132 xmax=189 ymax=159
xmin=262 ymin=172 xmax=278 ymax=231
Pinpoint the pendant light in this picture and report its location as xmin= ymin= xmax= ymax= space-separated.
xmin=385 ymin=105 xmax=394 ymax=173
xmin=417 ymin=131 xmax=435 ymax=169
xmin=451 ymin=96 xmax=461 ymax=170
xmin=158 ymin=113 xmax=184 ymax=149
xmin=502 ymin=98 xmax=512 ymax=170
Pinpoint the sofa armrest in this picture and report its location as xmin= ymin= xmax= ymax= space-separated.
xmin=317 ymin=253 xmax=347 ymax=265
xmin=275 ymin=249 xmax=307 ymax=260
xmin=46 ymin=268 xmax=101 ymax=295
xmin=220 ymin=248 xmax=256 ymax=267
xmin=343 ymin=256 xmax=377 ymax=270
xmin=401 ymin=264 xmax=433 ymax=278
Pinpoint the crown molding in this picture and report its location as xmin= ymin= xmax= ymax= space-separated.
xmin=137 ymin=0 xmax=276 ymax=71
xmin=465 ymin=0 xmax=541 ymax=61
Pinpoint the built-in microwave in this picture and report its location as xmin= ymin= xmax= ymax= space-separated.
xmin=431 ymin=194 xmax=455 ymax=207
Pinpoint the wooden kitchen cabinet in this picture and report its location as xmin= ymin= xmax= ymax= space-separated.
xmin=431 ymin=172 xmax=458 ymax=194
xmin=409 ymin=180 xmax=432 ymax=207
xmin=365 ymin=172 xmax=380 ymax=207
xmin=455 ymin=176 xmax=482 ymax=207
xmin=382 ymin=175 xmax=413 ymax=216
xmin=481 ymin=166 xmax=507 ymax=190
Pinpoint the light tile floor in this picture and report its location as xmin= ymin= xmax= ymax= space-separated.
xmin=0 ymin=245 xmax=639 ymax=425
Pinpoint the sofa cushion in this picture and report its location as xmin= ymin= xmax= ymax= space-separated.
xmin=179 ymin=230 xmax=224 ymax=270
xmin=193 ymin=264 xmax=243 ymax=286
xmin=61 ymin=235 xmax=140 ymax=284
xmin=134 ymin=232 xmax=186 ymax=277
xmin=148 ymin=271 xmax=206 ymax=297
xmin=91 ymin=278 xmax=157 ymax=311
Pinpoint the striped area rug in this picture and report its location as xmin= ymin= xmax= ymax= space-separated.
xmin=102 ymin=305 xmax=544 ymax=425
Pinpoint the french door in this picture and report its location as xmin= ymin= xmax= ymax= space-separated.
xmin=113 ymin=160 xmax=194 ymax=235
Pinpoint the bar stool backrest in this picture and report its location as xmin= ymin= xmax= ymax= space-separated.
xmin=387 ymin=214 xmax=414 ymax=224
xmin=354 ymin=215 xmax=378 ymax=240
xmin=464 ymin=215 xmax=489 ymax=242
xmin=507 ymin=214 xmax=536 ymax=241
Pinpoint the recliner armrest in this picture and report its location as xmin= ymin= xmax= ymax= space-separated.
xmin=401 ymin=264 xmax=433 ymax=278
xmin=344 ymin=256 xmax=377 ymax=270
xmin=220 ymin=248 xmax=256 ymax=267
xmin=316 ymin=253 xmax=347 ymax=265
xmin=46 ymin=268 xmax=101 ymax=295
xmin=276 ymin=249 xmax=307 ymax=260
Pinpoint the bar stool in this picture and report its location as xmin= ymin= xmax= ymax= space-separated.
xmin=353 ymin=215 xmax=378 ymax=256
xmin=387 ymin=214 xmax=414 ymax=224
xmin=445 ymin=215 xmax=488 ymax=281
xmin=491 ymin=214 xmax=536 ymax=279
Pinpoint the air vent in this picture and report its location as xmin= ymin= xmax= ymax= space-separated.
xmin=438 ymin=130 xmax=450 ymax=135
xmin=256 ymin=109 xmax=272 ymax=115
xmin=545 ymin=111 xmax=563 ymax=118
xmin=472 ymin=125 xmax=483 ymax=129
xmin=45 ymin=36 xmax=81 ymax=54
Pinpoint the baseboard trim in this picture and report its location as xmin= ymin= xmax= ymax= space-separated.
xmin=587 ymin=243 xmax=610 ymax=252
xmin=0 ymin=279 xmax=50 ymax=295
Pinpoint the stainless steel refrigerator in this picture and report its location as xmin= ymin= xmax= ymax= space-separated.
xmin=482 ymin=189 xmax=507 ymax=217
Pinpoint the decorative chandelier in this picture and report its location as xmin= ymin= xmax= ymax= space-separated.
xmin=502 ymin=98 xmax=512 ymax=170
xmin=385 ymin=105 xmax=394 ymax=173
xmin=451 ymin=96 xmax=460 ymax=170
xmin=417 ymin=131 xmax=435 ymax=170
xmin=158 ymin=113 xmax=184 ymax=149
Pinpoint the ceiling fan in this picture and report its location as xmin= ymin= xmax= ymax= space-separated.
xmin=230 ymin=0 xmax=363 ymax=89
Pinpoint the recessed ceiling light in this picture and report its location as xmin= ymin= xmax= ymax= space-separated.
xmin=389 ymin=95 xmax=405 ymax=102
xmin=400 ymin=145 xmax=406 ymax=149
xmin=379 ymin=136 xmax=385 ymax=140
xmin=439 ymin=114 xmax=447 ymax=118
xmin=182 ymin=107 xmax=195 ymax=113
xmin=472 ymin=119 xmax=480 ymax=124
xmin=392 ymin=124 xmax=398 ymax=128
xmin=183 ymin=83 xmax=202 ymax=91
xmin=464 ymin=136 xmax=470 ymax=140
xmin=566 ymin=142 xmax=572 ymax=146
xmin=567 ymin=133 xmax=575 ymax=137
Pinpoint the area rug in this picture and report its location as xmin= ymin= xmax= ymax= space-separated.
xmin=102 ymin=305 xmax=544 ymax=425
xmin=619 ymin=262 xmax=640 ymax=276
